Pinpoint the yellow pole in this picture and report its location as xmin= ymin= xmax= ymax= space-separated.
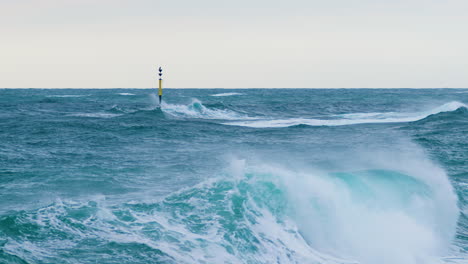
xmin=158 ymin=67 xmax=163 ymax=104
xmin=158 ymin=79 xmax=163 ymax=96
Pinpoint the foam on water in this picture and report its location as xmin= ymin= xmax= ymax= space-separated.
xmin=69 ymin=113 xmax=123 ymax=118
xmin=210 ymin=92 xmax=243 ymax=97
xmin=47 ymin=95 xmax=88 ymax=98
xmin=161 ymin=99 xmax=249 ymax=120
xmin=223 ymin=101 xmax=467 ymax=128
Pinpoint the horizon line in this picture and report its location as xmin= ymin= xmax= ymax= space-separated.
xmin=1 ymin=87 xmax=467 ymax=89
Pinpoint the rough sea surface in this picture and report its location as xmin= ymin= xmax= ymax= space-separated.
xmin=0 ymin=88 xmax=467 ymax=264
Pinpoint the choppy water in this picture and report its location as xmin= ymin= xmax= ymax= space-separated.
xmin=0 ymin=88 xmax=467 ymax=264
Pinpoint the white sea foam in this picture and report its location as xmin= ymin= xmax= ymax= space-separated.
xmin=69 ymin=113 xmax=122 ymax=118
xmin=210 ymin=92 xmax=243 ymax=97
xmin=161 ymin=99 xmax=250 ymax=120
xmin=117 ymin=93 xmax=135 ymax=96
xmin=47 ymin=95 xmax=88 ymax=98
xmin=223 ymin=101 xmax=467 ymax=128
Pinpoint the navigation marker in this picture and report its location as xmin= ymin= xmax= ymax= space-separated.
xmin=158 ymin=67 xmax=163 ymax=104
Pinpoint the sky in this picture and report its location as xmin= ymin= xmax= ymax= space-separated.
xmin=0 ymin=0 xmax=467 ymax=88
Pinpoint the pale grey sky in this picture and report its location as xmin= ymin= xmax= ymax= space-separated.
xmin=1 ymin=0 xmax=467 ymax=88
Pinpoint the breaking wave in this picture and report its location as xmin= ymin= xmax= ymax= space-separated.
xmin=0 ymin=153 xmax=460 ymax=264
xmin=223 ymin=101 xmax=467 ymax=128
xmin=161 ymin=99 xmax=249 ymax=120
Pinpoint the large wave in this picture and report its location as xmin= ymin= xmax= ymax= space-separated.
xmin=223 ymin=101 xmax=467 ymax=128
xmin=0 ymin=150 xmax=460 ymax=264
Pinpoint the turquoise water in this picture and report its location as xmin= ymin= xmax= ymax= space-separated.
xmin=0 ymin=88 xmax=467 ymax=264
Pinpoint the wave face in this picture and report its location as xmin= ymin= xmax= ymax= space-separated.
xmin=0 ymin=88 xmax=467 ymax=264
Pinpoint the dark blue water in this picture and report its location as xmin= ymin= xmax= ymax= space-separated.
xmin=0 ymin=88 xmax=467 ymax=264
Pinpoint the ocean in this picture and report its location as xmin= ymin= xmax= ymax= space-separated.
xmin=0 ymin=88 xmax=467 ymax=264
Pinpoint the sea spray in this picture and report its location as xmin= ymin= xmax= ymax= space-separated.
xmin=231 ymin=147 xmax=459 ymax=264
xmin=2 ymin=150 xmax=457 ymax=264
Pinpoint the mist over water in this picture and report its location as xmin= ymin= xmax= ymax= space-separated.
xmin=0 ymin=88 xmax=467 ymax=264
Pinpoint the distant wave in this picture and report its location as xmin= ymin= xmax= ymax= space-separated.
xmin=69 ymin=113 xmax=122 ymax=118
xmin=223 ymin=101 xmax=467 ymax=128
xmin=118 ymin=93 xmax=135 ymax=96
xmin=210 ymin=92 xmax=243 ymax=97
xmin=161 ymin=99 xmax=250 ymax=120
xmin=47 ymin=95 xmax=88 ymax=98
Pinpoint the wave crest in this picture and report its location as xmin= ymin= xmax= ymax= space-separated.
xmin=223 ymin=101 xmax=467 ymax=128
xmin=161 ymin=99 xmax=249 ymax=120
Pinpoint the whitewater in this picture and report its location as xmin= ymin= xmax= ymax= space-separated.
xmin=0 ymin=88 xmax=467 ymax=264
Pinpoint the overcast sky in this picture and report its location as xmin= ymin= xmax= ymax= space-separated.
xmin=1 ymin=0 xmax=467 ymax=88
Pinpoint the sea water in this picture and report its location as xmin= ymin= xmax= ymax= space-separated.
xmin=0 ymin=88 xmax=467 ymax=264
